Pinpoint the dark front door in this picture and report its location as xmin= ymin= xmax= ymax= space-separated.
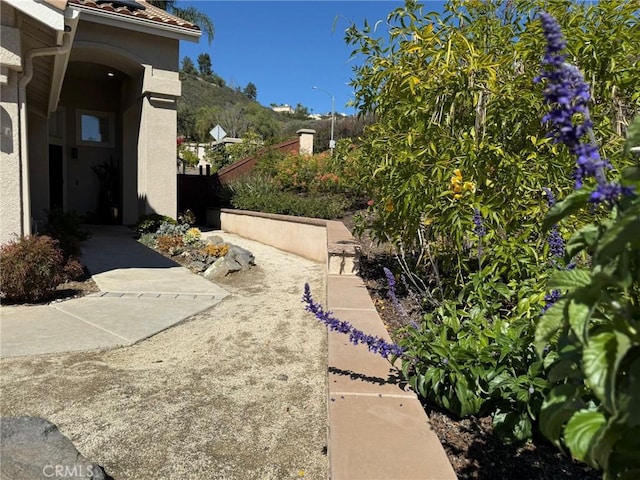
xmin=49 ymin=144 xmax=63 ymax=210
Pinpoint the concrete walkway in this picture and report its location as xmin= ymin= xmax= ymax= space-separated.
xmin=0 ymin=226 xmax=229 ymax=358
xmin=0 ymin=227 xmax=328 ymax=479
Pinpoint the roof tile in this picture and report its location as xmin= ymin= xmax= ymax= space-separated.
xmin=67 ymin=0 xmax=201 ymax=31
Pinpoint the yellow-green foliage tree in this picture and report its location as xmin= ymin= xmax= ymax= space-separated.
xmin=347 ymin=0 xmax=639 ymax=282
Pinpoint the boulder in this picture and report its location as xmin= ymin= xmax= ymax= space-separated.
xmin=203 ymin=256 xmax=229 ymax=280
xmin=0 ymin=416 xmax=112 ymax=480
xmin=189 ymin=260 xmax=207 ymax=273
xmin=227 ymin=244 xmax=255 ymax=269
xmin=206 ymin=235 xmax=225 ymax=246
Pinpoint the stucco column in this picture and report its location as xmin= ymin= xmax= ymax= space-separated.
xmin=297 ymin=129 xmax=315 ymax=155
xmin=136 ymin=65 xmax=180 ymax=220
xmin=137 ymin=94 xmax=178 ymax=220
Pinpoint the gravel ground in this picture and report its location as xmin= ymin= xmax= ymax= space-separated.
xmin=0 ymin=233 xmax=328 ymax=480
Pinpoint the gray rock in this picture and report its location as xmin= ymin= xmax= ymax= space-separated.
xmin=189 ymin=260 xmax=207 ymax=272
xmin=233 ymin=253 xmax=254 ymax=269
xmin=0 ymin=416 xmax=112 ymax=480
xmin=207 ymin=235 xmax=225 ymax=246
xmin=224 ymin=257 xmax=243 ymax=273
xmin=229 ymin=244 xmax=255 ymax=262
xmin=203 ymin=256 xmax=229 ymax=280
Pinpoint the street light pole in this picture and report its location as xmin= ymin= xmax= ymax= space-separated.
xmin=312 ymin=86 xmax=335 ymax=155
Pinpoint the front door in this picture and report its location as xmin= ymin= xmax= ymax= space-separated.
xmin=49 ymin=144 xmax=63 ymax=210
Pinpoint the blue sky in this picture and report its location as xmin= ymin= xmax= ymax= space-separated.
xmin=177 ymin=1 xmax=445 ymax=116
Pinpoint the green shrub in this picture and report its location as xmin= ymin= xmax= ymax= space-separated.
xmin=43 ymin=209 xmax=90 ymax=259
xmin=134 ymin=214 xmax=177 ymax=236
xmin=229 ymin=174 xmax=350 ymax=219
xmin=0 ymin=235 xmax=83 ymax=302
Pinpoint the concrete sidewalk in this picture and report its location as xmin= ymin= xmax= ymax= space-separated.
xmin=0 ymin=225 xmax=229 ymax=358
xmin=0 ymin=229 xmax=328 ymax=479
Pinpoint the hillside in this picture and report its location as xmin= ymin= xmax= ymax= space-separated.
xmin=177 ymin=72 xmax=316 ymax=143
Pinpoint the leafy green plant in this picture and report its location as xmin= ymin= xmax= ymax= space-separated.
xmin=228 ymin=173 xmax=350 ymax=219
xmin=134 ymin=214 xmax=177 ymax=236
xmin=340 ymin=0 xmax=638 ymax=446
xmin=43 ymin=208 xmax=90 ymax=259
xmin=533 ymin=12 xmax=640 ymax=473
xmin=0 ymin=235 xmax=83 ymax=302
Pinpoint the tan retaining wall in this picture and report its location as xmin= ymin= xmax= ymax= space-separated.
xmin=218 ymin=208 xmax=457 ymax=479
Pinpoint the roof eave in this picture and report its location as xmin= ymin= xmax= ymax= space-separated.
xmin=4 ymin=0 xmax=66 ymax=31
xmin=49 ymin=9 xmax=81 ymax=114
xmin=69 ymin=5 xmax=202 ymax=43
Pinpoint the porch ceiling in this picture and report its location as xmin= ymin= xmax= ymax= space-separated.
xmin=21 ymin=12 xmax=57 ymax=116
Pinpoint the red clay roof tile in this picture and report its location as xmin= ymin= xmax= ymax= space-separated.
xmin=67 ymin=0 xmax=201 ymax=31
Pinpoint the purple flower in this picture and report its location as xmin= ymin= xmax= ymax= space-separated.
xmin=541 ymin=289 xmax=561 ymax=314
xmin=548 ymin=227 xmax=565 ymax=258
xmin=542 ymin=187 xmax=556 ymax=207
xmin=383 ymin=267 xmax=406 ymax=317
xmin=302 ymin=284 xmax=405 ymax=359
xmin=473 ymin=209 xmax=486 ymax=237
xmin=537 ymin=13 xmax=633 ymax=204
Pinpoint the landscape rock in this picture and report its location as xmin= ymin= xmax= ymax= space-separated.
xmin=189 ymin=260 xmax=207 ymax=273
xmin=227 ymin=244 xmax=255 ymax=269
xmin=224 ymin=257 xmax=243 ymax=273
xmin=203 ymin=256 xmax=229 ymax=280
xmin=0 ymin=416 xmax=112 ymax=480
xmin=207 ymin=235 xmax=225 ymax=246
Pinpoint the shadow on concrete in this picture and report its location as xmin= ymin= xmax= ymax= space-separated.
xmin=328 ymin=366 xmax=406 ymax=387
xmin=79 ymin=225 xmax=180 ymax=275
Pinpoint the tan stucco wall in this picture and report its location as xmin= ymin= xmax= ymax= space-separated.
xmin=72 ymin=21 xmax=179 ymax=74
xmin=0 ymin=69 xmax=22 ymax=244
xmin=65 ymin=20 xmax=181 ymax=222
xmin=137 ymin=95 xmax=177 ymax=219
xmin=220 ymin=210 xmax=328 ymax=263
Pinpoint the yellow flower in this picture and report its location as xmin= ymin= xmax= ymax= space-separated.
xmin=463 ymin=181 xmax=476 ymax=192
xmin=423 ymin=217 xmax=434 ymax=226
xmin=453 ymin=169 xmax=462 ymax=178
xmin=454 ymin=194 xmax=463 ymax=199
xmin=385 ymin=201 xmax=395 ymax=212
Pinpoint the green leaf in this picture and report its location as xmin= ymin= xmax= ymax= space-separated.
xmin=616 ymin=356 xmax=640 ymax=427
xmin=547 ymin=269 xmax=592 ymax=291
xmin=540 ymin=383 xmax=584 ymax=447
xmin=535 ymin=299 xmax=567 ymax=357
xmin=623 ymin=114 xmax=640 ymax=156
xmin=542 ymin=190 xmax=591 ymax=231
xmin=583 ymin=331 xmax=632 ymax=411
xmin=565 ymin=410 xmax=606 ymax=464
xmin=621 ymin=166 xmax=640 ymax=181
xmin=567 ymin=290 xmax=596 ymax=342
xmin=595 ymin=203 xmax=640 ymax=263
xmin=534 ymin=298 xmax=567 ymax=357
xmin=492 ymin=282 xmax=512 ymax=299
xmin=548 ymin=359 xmax=582 ymax=383
xmin=565 ymin=223 xmax=600 ymax=258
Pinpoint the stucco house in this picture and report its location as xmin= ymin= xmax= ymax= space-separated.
xmin=0 ymin=0 xmax=201 ymax=244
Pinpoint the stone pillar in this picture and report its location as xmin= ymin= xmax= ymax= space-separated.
xmin=297 ymin=129 xmax=315 ymax=156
